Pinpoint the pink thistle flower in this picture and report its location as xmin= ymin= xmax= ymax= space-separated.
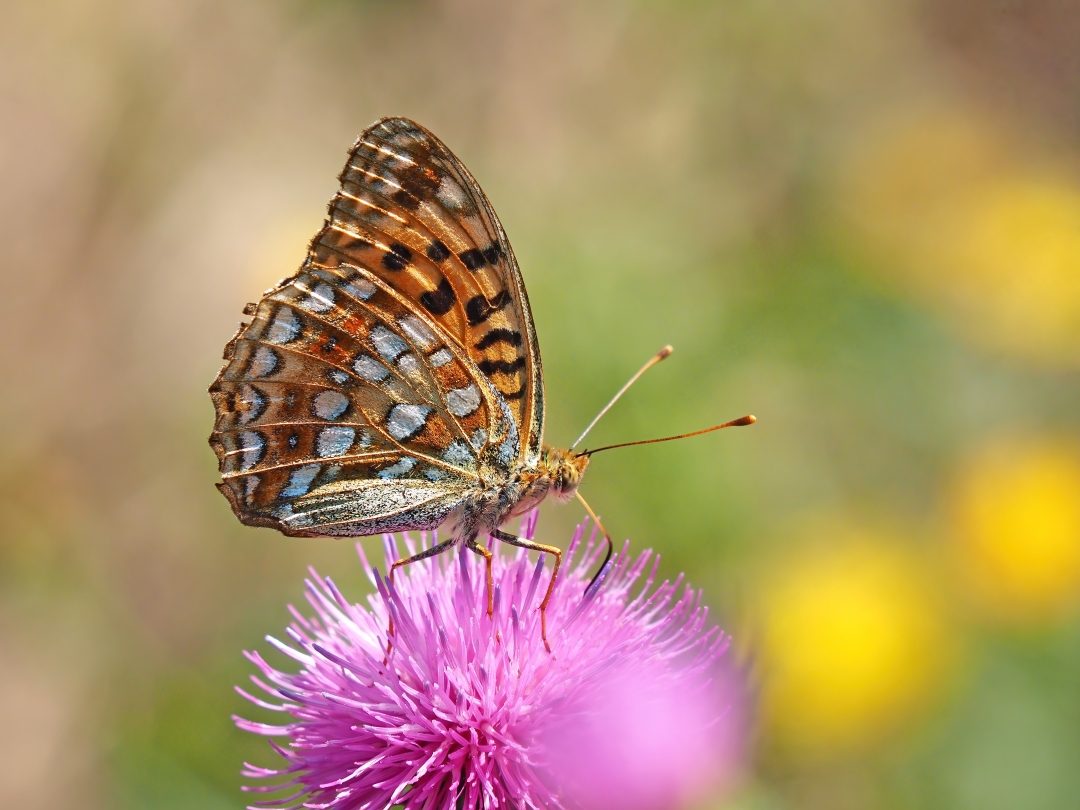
xmin=235 ymin=512 xmax=742 ymax=810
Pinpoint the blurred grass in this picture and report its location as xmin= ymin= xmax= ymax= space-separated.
xmin=2 ymin=0 xmax=1080 ymax=808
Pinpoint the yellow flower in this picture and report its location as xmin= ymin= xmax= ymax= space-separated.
xmin=836 ymin=108 xmax=1080 ymax=366
xmin=952 ymin=440 xmax=1080 ymax=625
xmin=949 ymin=176 xmax=1080 ymax=361
xmin=754 ymin=527 xmax=952 ymax=759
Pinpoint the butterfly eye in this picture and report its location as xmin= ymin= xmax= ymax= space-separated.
xmin=553 ymin=461 xmax=577 ymax=494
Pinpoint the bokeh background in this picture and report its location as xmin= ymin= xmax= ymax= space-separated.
xmin=3 ymin=0 xmax=1080 ymax=808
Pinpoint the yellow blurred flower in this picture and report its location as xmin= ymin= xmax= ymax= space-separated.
xmin=754 ymin=527 xmax=952 ymax=759
xmin=952 ymin=440 xmax=1080 ymax=625
xmin=837 ymin=108 xmax=1080 ymax=366
xmin=949 ymin=177 xmax=1080 ymax=359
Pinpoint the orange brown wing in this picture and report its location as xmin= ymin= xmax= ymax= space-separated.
xmin=321 ymin=118 xmax=544 ymax=467
xmin=208 ymin=118 xmax=544 ymax=536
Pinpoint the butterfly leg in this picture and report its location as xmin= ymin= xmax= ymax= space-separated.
xmin=385 ymin=537 xmax=456 ymax=659
xmin=493 ymin=530 xmax=562 ymax=653
xmin=465 ymin=539 xmax=495 ymax=620
xmin=575 ymin=491 xmax=614 ymax=594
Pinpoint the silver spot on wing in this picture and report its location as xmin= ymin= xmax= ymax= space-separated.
xmin=397 ymin=353 xmax=420 ymax=375
xmin=377 ymin=456 xmax=417 ymax=479
xmin=386 ymin=404 xmax=431 ymax=441
xmin=443 ymin=440 xmax=475 ymax=471
xmin=316 ymin=426 xmax=355 ymax=458
xmin=313 ymin=390 xmax=349 ymax=421
xmin=437 ymin=175 xmax=467 ymax=210
xmin=370 ymin=325 xmax=408 ymax=363
xmin=446 ymin=384 xmax=481 ymax=417
xmin=248 ymin=346 xmax=278 ymax=378
xmin=345 ymin=278 xmax=376 ymax=300
xmin=429 ymin=348 xmax=453 ymax=368
xmin=282 ymin=464 xmax=321 ymax=498
xmin=398 ymin=315 xmax=437 ymax=349
xmin=353 ymin=354 xmax=389 ymax=382
xmin=265 ymin=306 xmax=300 ymax=344
xmin=299 ymin=281 xmax=335 ymax=313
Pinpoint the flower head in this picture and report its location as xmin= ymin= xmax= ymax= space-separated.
xmin=236 ymin=512 xmax=741 ymax=809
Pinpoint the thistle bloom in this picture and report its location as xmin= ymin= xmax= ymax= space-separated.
xmin=236 ymin=512 xmax=742 ymax=810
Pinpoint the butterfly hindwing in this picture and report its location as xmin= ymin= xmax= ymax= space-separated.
xmin=211 ymin=273 xmax=484 ymax=535
xmin=209 ymin=118 xmax=545 ymax=536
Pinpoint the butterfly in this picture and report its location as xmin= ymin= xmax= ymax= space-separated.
xmin=209 ymin=118 xmax=754 ymax=651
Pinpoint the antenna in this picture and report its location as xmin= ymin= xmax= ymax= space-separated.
xmin=582 ymin=414 xmax=756 ymax=456
xmin=570 ymin=345 xmax=673 ymax=450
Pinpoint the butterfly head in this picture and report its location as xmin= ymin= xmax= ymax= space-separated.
xmin=542 ymin=447 xmax=591 ymax=502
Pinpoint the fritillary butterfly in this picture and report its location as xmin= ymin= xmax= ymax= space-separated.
xmin=209 ymin=118 xmax=754 ymax=650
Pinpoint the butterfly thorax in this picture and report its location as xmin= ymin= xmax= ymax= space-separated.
xmin=448 ymin=446 xmax=589 ymax=541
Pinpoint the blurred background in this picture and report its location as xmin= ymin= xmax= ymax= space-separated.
xmin=3 ymin=0 xmax=1080 ymax=808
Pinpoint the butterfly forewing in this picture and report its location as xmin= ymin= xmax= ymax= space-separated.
xmin=327 ymin=119 xmax=542 ymax=461
xmin=209 ymin=118 xmax=544 ymax=536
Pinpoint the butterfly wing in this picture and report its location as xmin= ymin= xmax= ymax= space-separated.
xmin=330 ymin=118 xmax=544 ymax=464
xmin=208 ymin=118 xmax=544 ymax=537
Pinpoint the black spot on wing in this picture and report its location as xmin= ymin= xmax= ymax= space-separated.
xmin=482 ymin=243 xmax=502 ymax=265
xmin=465 ymin=290 xmax=511 ymax=326
xmin=475 ymin=328 xmax=522 ymax=350
xmin=382 ymin=242 xmax=412 ymax=271
xmin=458 ymin=248 xmax=486 ymax=271
xmin=426 ymin=240 xmax=450 ymax=262
xmin=391 ymin=189 xmax=420 ymax=211
xmin=500 ymin=385 xmax=525 ymax=400
xmin=478 ymin=357 xmax=526 ymax=376
xmin=389 ymin=161 xmax=441 ymax=212
xmin=420 ymin=277 xmax=457 ymax=316
xmin=340 ymin=234 xmax=371 ymax=254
